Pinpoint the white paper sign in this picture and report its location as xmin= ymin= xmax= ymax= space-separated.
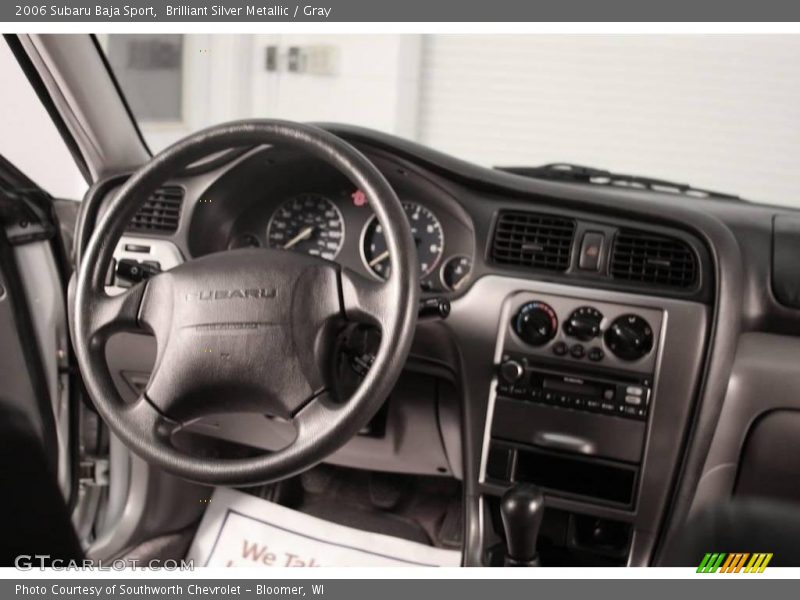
xmin=187 ymin=487 xmax=462 ymax=568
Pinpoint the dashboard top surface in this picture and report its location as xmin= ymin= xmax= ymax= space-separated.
xmin=113 ymin=132 xmax=753 ymax=310
xmin=88 ymin=122 xmax=800 ymax=342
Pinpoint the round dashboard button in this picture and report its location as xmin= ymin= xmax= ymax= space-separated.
xmin=570 ymin=344 xmax=586 ymax=359
xmin=588 ymin=347 xmax=605 ymax=362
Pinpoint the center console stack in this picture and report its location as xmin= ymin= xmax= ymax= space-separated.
xmin=481 ymin=290 xmax=669 ymax=564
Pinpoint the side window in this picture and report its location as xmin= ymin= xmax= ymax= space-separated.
xmin=0 ymin=40 xmax=87 ymax=200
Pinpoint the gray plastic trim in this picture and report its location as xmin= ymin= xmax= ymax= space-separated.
xmin=13 ymin=241 xmax=71 ymax=497
xmin=445 ymin=274 xmax=708 ymax=566
xmin=690 ymin=332 xmax=800 ymax=517
xmin=96 ymin=435 xmax=131 ymax=538
xmin=88 ymin=453 xmax=208 ymax=559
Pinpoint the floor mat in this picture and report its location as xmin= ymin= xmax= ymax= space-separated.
xmin=187 ymin=487 xmax=462 ymax=567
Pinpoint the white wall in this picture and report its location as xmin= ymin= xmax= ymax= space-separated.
xmin=0 ymin=41 xmax=87 ymax=199
xmin=419 ymin=35 xmax=800 ymax=207
xmin=249 ymin=34 xmax=421 ymax=136
xmin=139 ymin=34 xmax=422 ymax=152
xmin=129 ymin=34 xmax=255 ymax=152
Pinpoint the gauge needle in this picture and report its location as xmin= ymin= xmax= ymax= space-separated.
xmin=368 ymin=250 xmax=390 ymax=267
xmin=283 ymin=226 xmax=314 ymax=250
xmin=452 ymin=276 xmax=468 ymax=291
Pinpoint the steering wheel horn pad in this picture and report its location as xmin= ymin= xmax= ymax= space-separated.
xmin=139 ymin=248 xmax=342 ymax=422
xmin=72 ymin=120 xmax=418 ymax=486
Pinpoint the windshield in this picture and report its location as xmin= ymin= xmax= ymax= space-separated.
xmin=99 ymin=34 xmax=799 ymax=207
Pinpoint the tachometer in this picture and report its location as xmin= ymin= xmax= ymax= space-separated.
xmin=266 ymin=193 xmax=344 ymax=260
xmin=362 ymin=202 xmax=444 ymax=279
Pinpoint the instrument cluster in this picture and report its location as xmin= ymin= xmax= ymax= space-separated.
xmin=227 ymin=184 xmax=475 ymax=294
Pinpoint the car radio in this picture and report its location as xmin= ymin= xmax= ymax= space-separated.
xmin=496 ymin=352 xmax=651 ymax=421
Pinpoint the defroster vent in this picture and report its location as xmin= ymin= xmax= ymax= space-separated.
xmin=127 ymin=186 xmax=184 ymax=234
xmin=491 ymin=211 xmax=576 ymax=272
xmin=611 ymin=229 xmax=698 ymax=289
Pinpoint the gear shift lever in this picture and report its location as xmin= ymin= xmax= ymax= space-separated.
xmin=500 ymin=483 xmax=544 ymax=566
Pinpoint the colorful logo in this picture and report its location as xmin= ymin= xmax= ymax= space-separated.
xmin=697 ymin=553 xmax=773 ymax=573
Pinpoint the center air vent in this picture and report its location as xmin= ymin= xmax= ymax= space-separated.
xmin=127 ymin=186 xmax=184 ymax=234
xmin=611 ymin=229 xmax=698 ymax=289
xmin=491 ymin=211 xmax=575 ymax=272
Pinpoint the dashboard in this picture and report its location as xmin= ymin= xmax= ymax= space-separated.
xmin=82 ymin=124 xmax=800 ymax=569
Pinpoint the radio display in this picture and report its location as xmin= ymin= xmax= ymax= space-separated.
xmin=542 ymin=377 xmax=604 ymax=398
xmin=497 ymin=360 xmax=648 ymax=420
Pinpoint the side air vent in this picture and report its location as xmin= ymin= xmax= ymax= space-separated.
xmin=127 ymin=186 xmax=184 ymax=234
xmin=491 ymin=211 xmax=576 ymax=272
xmin=611 ymin=229 xmax=698 ymax=289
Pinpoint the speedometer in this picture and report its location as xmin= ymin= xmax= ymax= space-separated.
xmin=266 ymin=193 xmax=344 ymax=260
xmin=362 ymin=202 xmax=444 ymax=279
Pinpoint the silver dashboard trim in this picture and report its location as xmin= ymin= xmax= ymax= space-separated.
xmin=446 ymin=274 xmax=709 ymax=566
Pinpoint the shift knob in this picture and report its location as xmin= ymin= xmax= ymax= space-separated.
xmin=500 ymin=483 xmax=545 ymax=566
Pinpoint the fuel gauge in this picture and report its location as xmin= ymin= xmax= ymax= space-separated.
xmin=441 ymin=255 xmax=472 ymax=291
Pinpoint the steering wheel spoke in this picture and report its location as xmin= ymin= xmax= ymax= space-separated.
xmin=84 ymin=282 xmax=149 ymax=344
xmin=293 ymin=389 xmax=349 ymax=440
xmin=340 ymin=267 xmax=396 ymax=330
xmin=119 ymin=393 xmax=178 ymax=449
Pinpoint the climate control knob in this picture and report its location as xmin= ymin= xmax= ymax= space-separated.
xmin=564 ymin=306 xmax=603 ymax=341
xmin=604 ymin=314 xmax=654 ymax=361
xmin=513 ymin=301 xmax=558 ymax=347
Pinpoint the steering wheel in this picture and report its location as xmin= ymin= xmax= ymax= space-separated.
xmin=72 ymin=120 xmax=419 ymax=486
